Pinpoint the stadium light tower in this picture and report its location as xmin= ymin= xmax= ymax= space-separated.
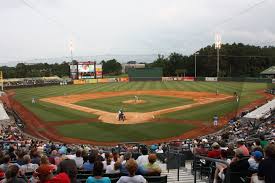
xmin=69 ymin=40 xmax=74 ymax=61
xmin=215 ymin=33 xmax=221 ymax=78
xmin=194 ymin=52 xmax=199 ymax=78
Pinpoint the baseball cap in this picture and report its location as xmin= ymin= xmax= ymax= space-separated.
xmin=212 ymin=142 xmax=220 ymax=148
xmin=252 ymin=151 xmax=263 ymax=159
xmin=36 ymin=165 xmax=54 ymax=175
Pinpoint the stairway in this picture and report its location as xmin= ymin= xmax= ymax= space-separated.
xmin=160 ymin=161 xmax=207 ymax=183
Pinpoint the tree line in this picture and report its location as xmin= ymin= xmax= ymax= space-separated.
xmin=149 ymin=43 xmax=275 ymax=77
xmin=1 ymin=43 xmax=275 ymax=78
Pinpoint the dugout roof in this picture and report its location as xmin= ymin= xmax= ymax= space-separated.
xmin=260 ymin=66 xmax=275 ymax=75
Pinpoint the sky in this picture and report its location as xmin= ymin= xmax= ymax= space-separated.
xmin=0 ymin=0 xmax=274 ymax=64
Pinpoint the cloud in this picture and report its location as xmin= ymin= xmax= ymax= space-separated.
xmin=0 ymin=0 xmax=274 ymax=63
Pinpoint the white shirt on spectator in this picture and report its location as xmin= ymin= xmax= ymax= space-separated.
xmin=136 ymin=155 xmax=149 ymax=167
xmin=20 ymin=163 xmax=39 ymax=173
xmin=73 ymin=157 xmax=83 ymax=168
xmin=106 ymin=162 xmax=119 ymax=174
xmin=117 ymin=175 xmax=147 ymax=183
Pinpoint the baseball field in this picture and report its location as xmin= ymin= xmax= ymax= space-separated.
xmin=7 ymin=81 xmax=273 ymax=145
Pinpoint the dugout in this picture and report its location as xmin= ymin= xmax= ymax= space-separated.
xmin=128 ymin=67 xmax=163 ymax=81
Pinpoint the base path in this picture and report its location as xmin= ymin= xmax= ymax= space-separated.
xmin=40 ymin=90 xmax=232 ymax=124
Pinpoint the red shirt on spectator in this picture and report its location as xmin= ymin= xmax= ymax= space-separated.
xmin=238 ymin=145 xmax=249 ymax=156
xmin=207 ymin=149 xmax=221 ymax=158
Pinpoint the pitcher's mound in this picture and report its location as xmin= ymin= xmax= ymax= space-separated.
xmin=123 ymin=100 xmax=146 ymax=104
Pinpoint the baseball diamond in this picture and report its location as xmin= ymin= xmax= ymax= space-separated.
xmin=5 ymin=81 xmax=272 ymax=145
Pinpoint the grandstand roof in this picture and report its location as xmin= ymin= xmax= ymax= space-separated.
xmin=260 ymin=66 xmax=275 ymax=75
xmin=243 ymin=99 xmax=275 ymax=119
xmin=0 ymin=103 xmax=9 ymax=121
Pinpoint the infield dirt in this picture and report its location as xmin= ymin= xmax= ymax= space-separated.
xmin=40 ymin=90 xmax=232 ymax=124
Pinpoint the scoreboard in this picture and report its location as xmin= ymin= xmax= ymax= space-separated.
xmin=70 ymin=61 xmax=102 ymax=80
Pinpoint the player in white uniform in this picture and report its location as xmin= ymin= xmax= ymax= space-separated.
xmin=134 ymin=96 xmax=139 ymax=103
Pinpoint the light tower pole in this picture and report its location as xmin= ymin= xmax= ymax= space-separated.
xmin=69 ymin=40 xmax=73 ymax=62
xmin=215 ymin=34 xmax=221 ymax=79
xmin=194 ymin=52 xmax=199 ymax=78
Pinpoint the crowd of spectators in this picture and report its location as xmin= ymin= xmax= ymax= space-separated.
xmin=191 ymin=109 xmax=275 ymax=183
xmin=3 ymin=77 xmax=70 ymax=88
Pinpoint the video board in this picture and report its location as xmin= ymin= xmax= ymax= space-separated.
xmin=78 ymin=61 xmax=95 ymax=79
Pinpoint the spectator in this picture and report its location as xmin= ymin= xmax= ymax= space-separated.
xmin=207 ymin=142 xmax=221 ymax=158
xmin=82 ymin=153 xmax=96 ymax=171
xmin=34 ymin=164 xmax=70 ymax=183
xmin=213 ymin=149 xmax=231 ymax=183
xmin=259 ymin=135 xmax=268 ymax=149
xmin=0 ymin=165 xmax=26 ymax=183
xmin=117 ymin=159 xmax=147 ymax=183
xmin=226 ymin=143 xmax=235 ymax=158
xmin=57 ymin=159 xmax=78 ymax=183
xmin=16 ymin=151 xmax=26 ymax=166
xmin=40 ymin=156 xmax=57 ymax=171
xmin=0 ymin=155 xmax=12 ymax=172
xmin=20 ymin=155 xmax=39 ymax=174
xmin=86 ymin=161 xmax=111 ymax=183
xmin=228 ymin=149 xmax=250 ymax=183
xmin=248 ymin=151 xmax=263 ymax=171
xmin=194 ymin=143 xmax=208 ymax=155
xmin=236 ymin=139 xmax=249 ymax=156
xmin=30 ymin=150 xmax=41 ymax=165
xmin=73 ymin=150 xmax=83 ymax=169
xmin=143 ymin=154 xmax=161 ymax=175
xmin=120 ymin=152 xmax=132 ymax=175
xmin=258 ymin=144 xmax=275 ymax=183
xmin=136 ymin=148 xmax=149 ymax=167
xmin=48 ymin=150 xmax=61 ymax=166
xmin=105 ymin=154 xmax=118 ymax=174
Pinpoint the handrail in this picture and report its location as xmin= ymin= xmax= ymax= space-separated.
xmin=193 ymin=155 xmax=230 ymax=183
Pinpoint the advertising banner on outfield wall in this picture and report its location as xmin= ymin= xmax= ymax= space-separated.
xmin=183 ymin=77 xmax=195 ymax=81
xmin=97 ymin=78 xmax=109 ymax=83
xmin=162 ymin=77 xmax=173 ymax=81
xmin=73 ymin=80 xmax=86 ymax=84
xmin=205 ymin=77 xmax=218 ymax=82
xmin=108 ymin=78 xmax=117 ymax=83
xmin=119 ymin=77 xmax=129 ymax=82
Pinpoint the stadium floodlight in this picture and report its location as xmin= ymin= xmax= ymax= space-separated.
xmin=215 ymin=33 xmax=221 ymax=78
xmin=194 ymin=52 xmax=199 ymax=78
xmin=69 ymin=40 xmax=74 ymax=61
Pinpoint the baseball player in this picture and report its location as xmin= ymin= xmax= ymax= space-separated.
xmin=134 ymin=95 xmax=139 ymax=103
xmin=31 ymin=97 xmax=36 ymax=104
xmin=213 ymin=115 xmax=218 ymax=127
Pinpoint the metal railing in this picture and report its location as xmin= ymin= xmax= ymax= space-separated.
xmin=193 ymin=155 xmax=230 ymax=183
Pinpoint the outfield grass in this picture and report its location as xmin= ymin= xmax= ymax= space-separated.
xmin=14 ymin=81 xmax=270 ymax=122
xmin=55 ymin=122 xmax=195 ymax=142
xmin=75 ymin=95 xmax=194 ymax=112
xmin=161 ymin=87 xmax=264 ymax=121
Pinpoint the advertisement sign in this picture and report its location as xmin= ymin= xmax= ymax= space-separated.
xmin=70 ymin=65 xmax=78 ymax=73
xmin=96 ymin=65 xmax=102 ymax=78
xmin=183 ymin=76 xmax=195 ymax=81
xmin=119 ymin=77 xmax=129 ymax=82
xmin=205 ymin=77 xmax=218 ymax=82
xmin=162 ymin=77 xmax=173 ymax=81
xmin=272 ymin=79 xmax=275 ymax=84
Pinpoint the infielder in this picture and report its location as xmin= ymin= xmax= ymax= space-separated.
xmin=213 ymin=115 xmax=218 ymax=127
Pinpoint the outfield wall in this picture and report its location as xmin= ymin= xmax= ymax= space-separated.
xmin=72 ymin=76 xmax=274 ymax=85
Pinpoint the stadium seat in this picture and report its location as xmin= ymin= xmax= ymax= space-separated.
xmin=144 ymin=175 xmax=168 ymax=183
